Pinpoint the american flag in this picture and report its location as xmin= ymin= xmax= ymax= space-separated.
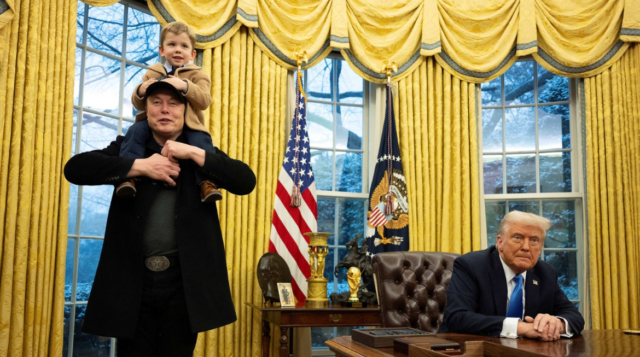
xmin=269 ymin=71 xmax=317 ymax=303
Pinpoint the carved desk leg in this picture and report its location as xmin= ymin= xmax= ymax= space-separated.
xmin=262 ymin=321 xmax=270 ymax=357
xmin=279 ymin=326 xmax=290 ymax=357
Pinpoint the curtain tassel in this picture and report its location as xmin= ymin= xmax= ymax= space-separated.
xmin=385 ymin=193 xmax=393 ymax=215
xmin=291 ymin=186 xmax=302 ymax=207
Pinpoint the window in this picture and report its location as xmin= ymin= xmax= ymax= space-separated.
xmin=480 ymin=60 xmax=584 ymax=310
xmin=303 ymin=56 xmax=371 ymax=350
xmin=66 ymin=2 xmax=160 ymax=355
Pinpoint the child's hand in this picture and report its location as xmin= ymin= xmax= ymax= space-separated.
xmin=162 ymin=76 xmax=188 ymax=92
xmin=137 ymin=79 xmax=157 ymax=97
xmin=162 ymin=140 xmax=206 ymax=167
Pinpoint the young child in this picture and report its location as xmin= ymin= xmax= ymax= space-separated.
xmin=117 ymin=21 xmax=222 ymax=203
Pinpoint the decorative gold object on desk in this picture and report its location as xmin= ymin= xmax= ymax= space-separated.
xmin=304 ymin=232 xmax=331 ymax=308
xmin=346 ymin=267 xmax=365 ymax=307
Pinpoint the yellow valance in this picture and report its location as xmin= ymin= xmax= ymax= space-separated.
xmin=0 ymin=0 xmax=15 ymax=52
xmin=141 ymin=0 xmax=640 ymax=83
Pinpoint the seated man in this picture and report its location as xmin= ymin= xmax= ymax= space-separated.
xmin=439 ymin=211 xmax=584 ymax=340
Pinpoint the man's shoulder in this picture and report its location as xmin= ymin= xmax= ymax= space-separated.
xmin=458 ymin=246 xmax=496 ymax=263
xmin=531 ymin=259 xmax=558 ymax=278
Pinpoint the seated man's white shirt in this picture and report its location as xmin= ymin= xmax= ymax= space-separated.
xmin=498 ymin=256 xmax=573 ymax=339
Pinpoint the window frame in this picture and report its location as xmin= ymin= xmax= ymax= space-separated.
xmin=478 ymin=59 xmax=586 ymax=314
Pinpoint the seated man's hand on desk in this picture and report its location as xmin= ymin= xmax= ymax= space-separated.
xmin=518 ymin=314 xmax=565 ymax=341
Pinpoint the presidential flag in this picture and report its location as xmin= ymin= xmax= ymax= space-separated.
xmin=269 ymin=71 xmax=317 ymax=303
xmin=366 ymin=86 xmax=409 ymax=255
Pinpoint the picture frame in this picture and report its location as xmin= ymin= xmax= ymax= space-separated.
xmin=277 ymin=282 xmax=295 ymax=307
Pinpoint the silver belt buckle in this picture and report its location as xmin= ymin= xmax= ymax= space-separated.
xmin=145 ymin=256 xmax=170 ymax=272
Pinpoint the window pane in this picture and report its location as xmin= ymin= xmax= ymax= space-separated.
xmin=83 ymin=51 xmax=121 ymax=114
xmin=508 ymin=201 xmax=539 ymax=214
xmin=72 ymin=110 xmax=79 ymax=155
xmin=123 ymin=64 xmax=146 ymax=119
xmin=80 ymin=185 xmax=112 ymax=237
xmin=324 ymin=248 xmax=335 ymax=282
xmin=306 ymin=59 xmax=332 ymax=102
xmin=483 ymin=155 xmax=503 ymax=194
xmin=506 ymin=154 xmax=536 ymax=193
xmin=65 ymin=239 xmax=76 ymax=301
xmin=126 ymin=7 xmax=160 ymax=65
xmin=87 ymin=4 xmax=124 ymax=56
xmin=311 ymin=327 xmax=335 ymax=348
xmin=544 ymin=251 xmax=578 ymax=300
xmin=481 ymin=77 xmax=501 ymax=106
xmin=539 ymin=105 xmax=570 ymax=150
xmin=337 ymin=61 xmax=363 ymax=104
xmin=540 ymin=152 xmax=572 ymax=193
xmin=310 ymin=150 xmax=333 ymax=191
xmin=337 ymin=199 xmax=366 ymax=245
xmin=482 ymin=109 xmax=502 ymax=152
xmin=336 ymin=106 xmax=362 ymax=150
xmin=74 ymin=305 xmax=111 ymax=356
xmin=543 ymin=201 xmax=576 ymax=248
xmin=68 ymin=184 xmax=78 ymax=235
xmin=504 ymin=61 xmax=534 ymax=105
xmin=76 ymin=3 xmax=85 ymax=44
xmin=79 ymin=113 xmax=118 ymax=153
xmin=63 ymin=305 xmax=71 ymax=356
xmin=74 ymin=48 xmax=82 ymax=106
xmin=76 ymin=239 xmax=103 ymax=301
xmin=485 ymin=201 xmax=506 ymax=246
xmin=317 ymin=197 xmax=336 ymax=245
xmin=336 ymin=152 xmax=362 ymax=192
xmin=505 ymin=107 xmax=535 ymax=152
xmin=537 ymin=64 xmax=569 ymax=103
xmin=307 ymin=103 xmax=333 ymax=148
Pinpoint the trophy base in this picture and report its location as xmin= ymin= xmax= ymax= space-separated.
xmin=305 ymin=299 xmax=330 ymax=308
xmin=341 ymin=301 xmax=367 ymax=308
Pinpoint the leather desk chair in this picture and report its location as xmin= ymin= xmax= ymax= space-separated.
xmin=372 ymin=251 xmax=459 ymax=332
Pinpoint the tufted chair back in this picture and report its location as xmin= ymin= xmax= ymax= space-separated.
xmin=372 ymin=251 xmax=459 ymax=332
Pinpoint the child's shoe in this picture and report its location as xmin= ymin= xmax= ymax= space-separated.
xmin=201 ymin=180 xmax=222 ymax=203
xmin=116 ymin=179 xmax=136 ymax=197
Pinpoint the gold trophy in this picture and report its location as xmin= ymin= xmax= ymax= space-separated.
xmin=304 ymin=232 xmax=331 ymax=308
xmin=347 ymin=267 xmax=364 ymax=307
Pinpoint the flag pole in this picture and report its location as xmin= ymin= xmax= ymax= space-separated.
xmin=290 ymin=49 xmax=308 ymax=207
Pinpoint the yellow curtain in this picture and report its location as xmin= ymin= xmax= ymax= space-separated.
xmin=148 ymin=0 xmax=640 ymax=83
xmin=79 ymin=0 xmax=119 ymax=6
xmin=583 ymin=43 xmax=640 ymax=330
xmin=192 ymin=27 xmax=287 ymax=357
xmin=147 ymin=0 xmax=242 ymax=49
xmin=0 ymin=0 xmax=76 ymax=355
xmin=395 ymin=57 xmax=482 ymax=254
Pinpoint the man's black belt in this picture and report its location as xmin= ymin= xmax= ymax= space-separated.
xmin=145 ymin=255 xmax=179 ymax=272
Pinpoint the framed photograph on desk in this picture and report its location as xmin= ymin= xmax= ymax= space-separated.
xmin=277 ymin=283 xmax=295 ymax=307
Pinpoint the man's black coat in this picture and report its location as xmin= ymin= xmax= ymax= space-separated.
xmin=64 ymin=135 xmax=256 ymax=338
xmin=438 ymin=246 xmax=584 ymax=337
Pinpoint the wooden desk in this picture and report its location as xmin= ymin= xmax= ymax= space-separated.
xmin=326 ymin=330 xmax=640 ymax=357
xmin=246 ymin=302 xmax=381 ymax=357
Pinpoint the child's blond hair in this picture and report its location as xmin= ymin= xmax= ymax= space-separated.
xmin=160 ymin=22 xmax=197 ymax=49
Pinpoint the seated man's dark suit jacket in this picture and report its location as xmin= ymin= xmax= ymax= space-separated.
xmin=438 ymin=246 xmax=584 ymax=337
